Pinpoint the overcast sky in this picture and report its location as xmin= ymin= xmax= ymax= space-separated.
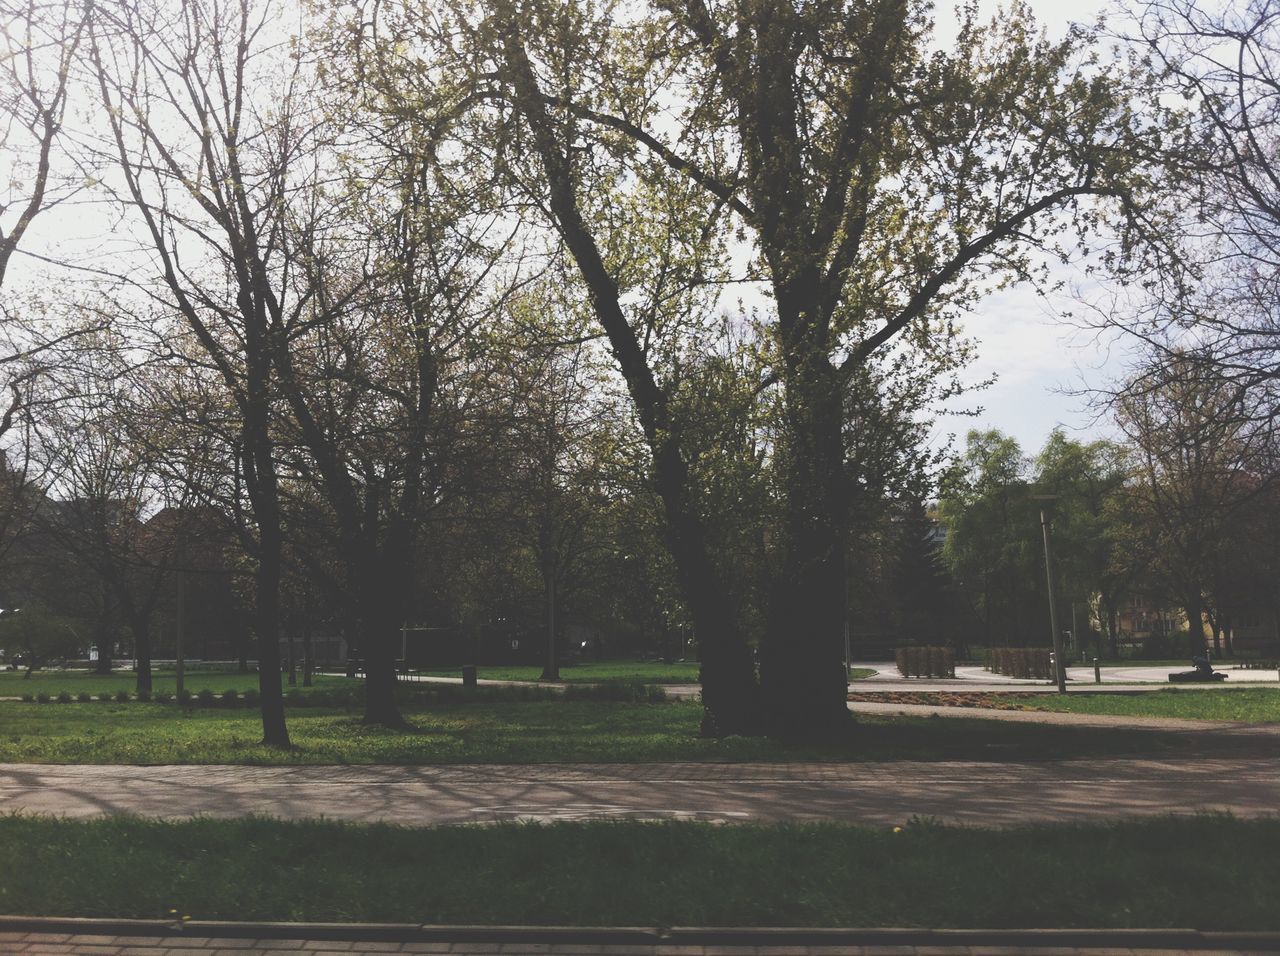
xmin=935 ymin=0 xmax=1133 ymax=457
xmin=7 ymin=0 xmax=1137 ymax=460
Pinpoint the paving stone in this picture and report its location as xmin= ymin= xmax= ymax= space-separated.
xmin=67 ymin=948 xmax=123 ymax=955
xmin=153 ymin=940 xmax=218 ymax=950
xmin=249 ymin=942 xmax=308 ymax=951
xmin=106 ymin=937 xmax=171 ymax=949
xmin=347 ymin=945 xmax=402 ymax=953
xmin=19 ymin=935 xmax=75 ymax=945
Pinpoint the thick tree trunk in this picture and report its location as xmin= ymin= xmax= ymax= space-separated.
xmin=94 ymin=588 xmax=114 ymax=675
xmin=495 ymin=21 xmax=760 ymax=735
xmin=361 ymin=613 xmax=405 ymax=727
xmin=540 ymin=568 xmax=559 ymax=682
xmin=253 ymin=536 xmax=290 ymax=747
xmin=129 ymin=614 xmax=153 ymax=694
xmin=761 ymin=347 xmax=851 ymax=740
xmin=303 ymin=620 xmax=313 ymax=688
xmin=1185 ymin=591 xmax=1207 ymax=655
xmin=358 ymin=553 xmax=407 ymax=728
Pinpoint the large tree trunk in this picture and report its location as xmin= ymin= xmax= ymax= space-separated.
xmin=253 ymin=528 xmax=290 ymax=746
xmin=244 ymin=379 xmax=290 ymax=747
xmin=94 ymin=586 xmax=114 ymax=675
xmin=358 ymin=546 xmax=408 ymax=728
xmin=128 ymin=613 xmax=153 ymax=694
xmin=761 ymin=344 xmax=851 ymax=740
xmin=1185 ymin=590 xmax=1207 ymax=655
xmin=496 ymin=20 xmax=759 ymax=735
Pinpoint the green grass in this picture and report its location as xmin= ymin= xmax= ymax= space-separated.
xmin=414 ymin=661 xmax=703 ymax=683
xmin=0 ymin=669 xmax=357 ymax=698
xmin=412 ymin=662 xmax=877 ymax=683
xmin=0 ymin=698 xmax=1262 ymax=765
xmin=2 ymin=814 xmax=1278 ymax=928
xmin=1020 ymin=687 xmax=1280 ymax=722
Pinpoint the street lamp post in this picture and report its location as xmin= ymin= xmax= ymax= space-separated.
xmin=1032 ymin=495 xmax=1067 ymax=694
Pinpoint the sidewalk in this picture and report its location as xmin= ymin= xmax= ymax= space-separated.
xmin=3 ymin=918 xmax=1279 ymax=955
xmin=4 ymin=756 xmax=1279 ymax=827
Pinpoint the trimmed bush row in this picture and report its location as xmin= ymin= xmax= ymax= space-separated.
xmin=894 ymin=646 xmax=956 ymax=678
xmin=986 ymin=647 xmax=1054 ymax=680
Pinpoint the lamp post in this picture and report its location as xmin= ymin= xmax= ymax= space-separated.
xmin=1031 ymin=494 xmax=1066 ymax=693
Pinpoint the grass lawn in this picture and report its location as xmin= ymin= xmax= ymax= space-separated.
xmin=0 ymin=697 xmax=1260 ymax=764
xmin=2 ymin=814 xmax=1278 ymax=929
xmin=413 ymin=662 xmax=877 ymax=683
xmin=1019 ymin=687 xmax=1280 ymax=722
xmin=0 ymin=669 xmax=357 ymax=698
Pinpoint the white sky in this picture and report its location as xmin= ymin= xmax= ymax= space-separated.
xmin=6 ymin=0 xmax=1139 ymax=461
xmin=935 ymin=0 xmax=1132 ymax=457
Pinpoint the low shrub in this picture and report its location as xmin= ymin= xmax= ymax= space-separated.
xmin=195 ymin=688 xmax=216 ymax=706
xmin=153 ymin=691 xmax=173 ymax=703
xmin=20 ymin=693 xmax=33 ymax=703
xmin=894 ymin=646 xmax=956 ymax=679
xmin=114 ymin=690 xmax=130 ymax=703
xmin=242 ymin=688 xmax=260 ymax=707
xmin=986 ymin=648 xmax=1054 ymax=680
xmin=177 ymin=689 xmax=193 ymax=706
xmin=77 ymin=692 xmax=92 ymax=703
xmin=97 ymin=692 xmax=113 ymax=702
xmin=36 ymin=693 xmax=50 ymax=704
xmin=136 ymin=689 xmax=152 ymax=703
xmin=56 ymin=690 xmax=72 ymax=704
xmin=220 ymin=689 xmax=239 ymax=708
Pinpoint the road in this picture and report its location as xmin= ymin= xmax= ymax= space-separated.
xmin=2 ymin=757 xmax=1277 ymax=827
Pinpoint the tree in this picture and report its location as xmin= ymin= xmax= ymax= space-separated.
xmin=1112 ymin=351 xmax=1278 ymax=655
xmin=1033 ymin=431 xmax=1131 ymax=658
xmin=457 ymin=0 xmax=1174 ymax=737
xmin=0 ymin=604 xmax=81 ymax=675
xmin=938 ymin=430 xmax=1041 ymax=648
xmin=0 ymin=0 xmax=84 ymax=287
xmin=87 ymin=0 xmax=303 ymax=746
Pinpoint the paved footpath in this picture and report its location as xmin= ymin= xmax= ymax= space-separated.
xmin=3 ymin=756 xmax=1279 ymax=827
xmin=4 ymin=922 xmax=1280 ymax=955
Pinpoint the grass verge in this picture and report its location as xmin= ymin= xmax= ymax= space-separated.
xmin=850 ymin=687 xmax=1280 ymax=722
xmin=0 ymin=670 xmax=356 ymax=698
xmin=0 ymin=698 xmax=1265 ymax=764
xmin=2 ymin=814 xmax=1278 ymax=929
xmin=1018 ymin=686 xmax=1280 ymax=722
xmin=413 ymin=662 xmax=878 ymax=684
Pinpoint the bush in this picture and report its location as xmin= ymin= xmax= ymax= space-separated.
xmin=242 ymin=688 xmax=259 ymax=707
xmin=56 ymin=690 xmax=72 ymax=703
xmin=153 ymin=691 xmax=173 ymax=703
xmin=97 ymin=692 xmax=113 ymax=702
xmin=220 ymin=689 xmax=239 ymax=708
xmin=195 ymin=688 xmax=215 ymax=707
xmin=114 ymin=690 xmax=130 ymax=703
xmin=20 ymin=693 xmax=33 ymax=703
xmin=36 ymin=693 xmax=50 ymax=704
xmin=986 ymin=647 xmax=1055 ymax=680
xmin=177 ymin=689 xmax=193 ymax=706
xmin=894 ymin=646 xmax=956 ymax=678
xmin=76 ymin=692 xmax=91 ymax=703
xmin=136 ymin=689 xmax=152 ymax=703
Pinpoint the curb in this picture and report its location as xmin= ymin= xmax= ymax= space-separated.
xmin=2 ymin=916 xmax=1280 ymax=949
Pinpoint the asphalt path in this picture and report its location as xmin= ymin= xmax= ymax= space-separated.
xmin=2 ymin=757 xmax=1277 ymax=827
